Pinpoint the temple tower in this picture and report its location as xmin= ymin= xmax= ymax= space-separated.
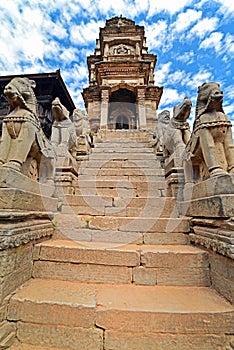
xmin=82 ymin=16 xmax=163 ymax=131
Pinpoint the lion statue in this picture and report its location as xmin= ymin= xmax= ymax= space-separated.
xmin=73 ymin=108 xmax=93 ymax=155
xmin=0 ymin=77 xmax=55 ymax=182
xmin=153 ymin=97 xmax=192 ymax=166
xmin=183 ymin=82 xmax=234 ymax=183
xmin=51 ymin=97 xmax=77 ymax=166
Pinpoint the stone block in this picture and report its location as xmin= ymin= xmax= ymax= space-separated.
xmin=0 ymin=321 xmax=16 ymax=349
xmin=143 ymin=232 xmax=189 ymax=245
xmin=133 ymin=267 xmax=157 ymax=285
xmin=157 ymin=267 xmax=210 ymax=286
xmin=17 ymin=322 xmax=103 ymax=350
xmin=36 ymin=240 xmax=140 ymax=267
xmin=141 ymin=246 xmax=209 ymax=268
xmin=0 ymin=188 xmax=57 ymax=212
xmin=182 ymin=195 xmax=234 ymax=218
xmin=8 ymin=279 xmax=97 ymax=328
xmin=96 ymin=284 xmax=234 ymax=334
xmin=33 ymin=261 xmax=132 ymax=284
xmin=104 ymin=331 xmax=234 ymax=350
xmin=184 ymin=174 xmax=234 ymax=200
xmin=0 ymin=263 xmax=32 ymax=302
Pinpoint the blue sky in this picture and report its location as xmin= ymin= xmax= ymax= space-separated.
xmin=0 ymin=0 xmax=233 ymax=128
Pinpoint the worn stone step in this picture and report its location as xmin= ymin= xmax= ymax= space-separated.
xmin=62 ymin=196 xmax=178 ymax=218
xmin=80 ymin=159 xmax=162 ymax=169
xmin=54 ymin=223 xmax=189 ymax=245
xmin=84 ymin=215 xmax=189 ymax=232
xmin=89 ymin=152 xmax=157 ymax=160
xmin=7 ymin=279 xmax=234 ymax=349
xmin=78 ymin=174 xmax=165 ymax=182
xmin=78 ymin=167 xmax=164 ymax=176
xmin=75 ymin=179 xmax=166 ymax=197
xmin=32 ymin=240 xmax=209 ymax=286
xmin=10 ymin=342 xmax=71 ymax=350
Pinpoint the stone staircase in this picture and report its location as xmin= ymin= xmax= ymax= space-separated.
xmin=8 ymin=132 xmax=234 ymax=349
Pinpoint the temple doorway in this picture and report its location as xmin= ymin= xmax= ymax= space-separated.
xmin=116 ymin=115 xmax=129 ymax=129
xmin=108 ymin=87 xmax=137 ymax=129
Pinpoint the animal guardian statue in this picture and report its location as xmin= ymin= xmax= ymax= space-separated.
xmin=51 ymin=97 xmax=77 ymax=165
xmin=0 ymin=77 xmax=55 ymax=182
xmin=184 ymin=82 xmax=234 ymax=182
xmin=154 ymin=97 xmax=192 ymax=166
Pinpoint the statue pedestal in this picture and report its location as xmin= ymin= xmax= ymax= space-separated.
xmin=181 ymin=174 xmax=234 ymax=260
xmin=165 ymin=157 xmax=184 ymax=199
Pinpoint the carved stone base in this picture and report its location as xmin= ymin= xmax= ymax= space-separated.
xmin=0 ymin=211 xmax=54 ymax=348
xmin=54 ymin=167 xmax=78 ymax=197
xmin=164 ymin=158 xmax=184 ymax=199
xmin=190 ymin=218 xmax=234 ymax=259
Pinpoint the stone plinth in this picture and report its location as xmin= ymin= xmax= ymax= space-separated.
xmin=164 ymin=157 xmax=184 ymax=199
xmin=0 ymin=211 xmax=54 ymax=348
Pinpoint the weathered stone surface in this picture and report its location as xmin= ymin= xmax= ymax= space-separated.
xmin=33 ymin=261 xmax=132 ymax=284
xmin=104 ymin=331 xmax=234 ymax=350
xmin=141 ymin=245 xmax=209 ymax=268
xmin=17 ymin=322 xmax=103 ymax=350
xmin=35 ymin=240 xmax=140 ymax=267
xmin=0 ymin=188 xmax=57 ymax=212
xmin=157 ymin=267 xmax=210 ymax=286
xmin=0 ymin=321 xmax=16 ymax=349
xmin=184 ymin=174 xmax=234 ymax=200
xmin=133 ymin=267 xmax=157 ymax=285
xmin=209 ymin=251 xmax=234 ymax=305
xmin=9 ymin=342 xmax=71 ymax=350
xmin=96 ymin=284 xmax=234 ymax=334
xmin=0 ymin=263 xmax=32 ymax=302
xmin=182 ymin=194 xmax=234 ymax=218
xmin=88 ymin=216 xmax=189 ymax=233
xmin=143 ymin=232 xmax=189 ymax=245
xmin=8 ymin=279 xmax=97 ymax=328
xmin=0 ymin=168 xmax=55 ymax=197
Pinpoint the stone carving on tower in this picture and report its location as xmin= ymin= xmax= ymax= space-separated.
xmin=82 ymin=16 xmax=163 ymax=131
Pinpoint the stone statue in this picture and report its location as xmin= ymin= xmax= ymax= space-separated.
xmin=153 ymin=97 xmax=192 ymax=166
xmin=73 ymin=108 xmax=93 ymax=154
xmin=51 ymin=97 xmax=77 ymax=167
xmin=0 ymin=77 xmax=55 ymax=182
xmin=152 ymin=110 xmax=170 ymax=154
xmin=184 ymin=82 xmax=234 ymax=182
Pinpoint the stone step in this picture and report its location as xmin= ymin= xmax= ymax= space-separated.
xmin=10 ymin=343 xmax=70 ymax=350
xmin=61 ymin=195 xmax=178 ymax=218
xmin=78 ymin=174 xmax=165 ymax=182
xmin=75 ymin=179 xmax=166 ymax=197
xmin=7 ymin=279 xmax=234 ymax=350
xmin=32 ymin=240 xmax=209 ymax=286
xmin=89 ymin=152 xmax=157 ymax=160
xmin=92 ymin=147 xmax=154 ymax=153
xmin=78 ymin=167 xmax=164 ymax=176
xmin=80 ymin=159 xmax=162 ymax=169
xmin=96 ymin=142 xmax=152 ymax=148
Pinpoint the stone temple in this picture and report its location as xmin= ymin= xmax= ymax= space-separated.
xmin=0 ymin=16 xmax=233 ymax=350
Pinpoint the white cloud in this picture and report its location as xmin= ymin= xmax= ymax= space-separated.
xmin=159 ymin=88 xmax=181 ymax=107
xmin=142 ymin=20 xmax=169 ymax=51
xmin=176 ymin=51 xmax=194 ymax=64
xmin=188 ymin=17 xmax=219 ymax=39
xmin=199 ymin=32 xmax=224 ymax=52
xmin=70 ymin=20 xmax=104 ymax=46
xmin=224 ymin=34 xmax=234 ymax=53
xmin=173 ymin=9 xmax=202 ymax=32
xmin=168 ymin=70 xmax=188 ymax=85
xmin=148 ymin=0 xmax=192 ymax=16
xmin=186 ymin=70 xmax=213 ymax=88
xmin=154 ymin=62 xmax=172 ymax=85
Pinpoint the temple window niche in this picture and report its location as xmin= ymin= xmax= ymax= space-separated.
xmin=82 ymin=16 xmax=163 ymax=132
